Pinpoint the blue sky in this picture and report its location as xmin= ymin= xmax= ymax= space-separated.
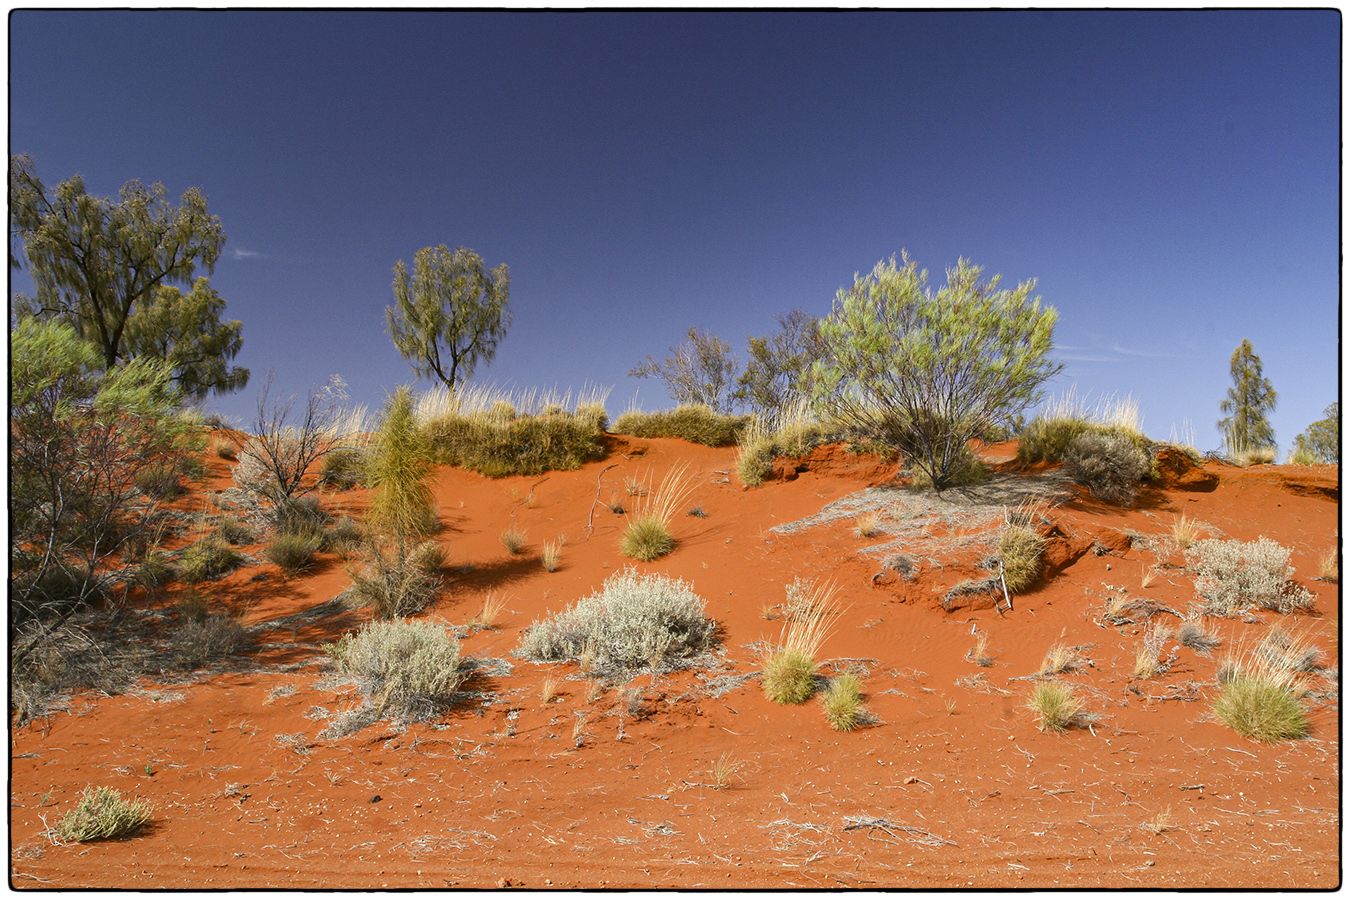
xmin=9 ymin=10 xmax=1340 ymax=452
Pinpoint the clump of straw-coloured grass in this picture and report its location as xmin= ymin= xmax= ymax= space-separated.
xmin=620 ymin=462 xmax=700 ymax=562
xmin=762 ymin=579 xmax=844 ymax=705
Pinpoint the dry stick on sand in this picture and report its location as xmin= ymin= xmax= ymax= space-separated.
xmin=585 ymin=464 xmax=619 ymax=538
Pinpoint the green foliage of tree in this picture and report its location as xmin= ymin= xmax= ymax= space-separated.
xmin=11 ymin=318 xmax=190 ymax=655
xmin=366 ymin=386 xmax=436 ymax=549
xmin=9 ymin=156 xmax=245 ymax=398
xmin=733 ymin=309 xmax=825 ymax=422
xmin=123 ymin=277 xmax=249 ymax=400
xmin=812 ymin=253 xmax=1061 ymax=491
xmin=1291 ymin=402 xmax=1339 ymax=464
xmin=1218 ymin=339 xmax=1277 ymax=456
xmin=386 ymin=245 xmax=511 ymax=389
xmin=630 ymin=327 xmax=739 ymax=413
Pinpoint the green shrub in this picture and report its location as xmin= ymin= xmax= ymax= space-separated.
xmin=1062 ymin=429 xmax=1151 ymax=505
xmin=320 ymin=447 xmax=367 ymax=489
xmin=178 ymin=537 xmax=241 ymax=583
xmin=216 ymin=516 xmax=256 ymax=546
xmin=266 ymin=530 xmax=323 ymax=574
xmin=1188 ymin=537 xmax=1314 ymax=616
xmin=821 ymin=673 xmax=865 ymax=730
xmin=611 ymin=405 xmax=749 ymax=447
xmin=423 ymin=404 xmax=607 ymax=477
xmin=1000 ymin=525 xmax=1046 ymax=592
xmin=1213 ymin=667 xmax=1308 ymax=742
xmin=329 ymin=619 xmax=464 ymax=721
xmin=1027 ymin=681 xmax=1086 ymax=732
xmin=56 ymin=786 xmax=152 ymax=842
xmin=517 ymin=568 xmax=716 ymax=678
xmin=178 ymin=455 xmax=207 ymax=481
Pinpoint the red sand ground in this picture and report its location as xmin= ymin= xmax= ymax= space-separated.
xmin=9 ymin=437 xmax=1341 ymax=888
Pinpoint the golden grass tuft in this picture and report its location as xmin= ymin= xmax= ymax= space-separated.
xmin=822 ymin=673 xmax=865 ymax=731
xmin=1318 ymin=547 xmax=1339 ymax=583
xmin=854 ymin=511 xmax=883 ymax=538
xmin=539 ymin=677 xmax=560 ymax=705
xmin=1171 ymin=513 xmax=1204 ymax=550
xmin=762 ymin=579 xmax=843 ymax=705
xmin=1027 ymin=680 xmax=1086 ymax=732
xmin=1132 ymin=623 xmax=1172 ymax=680
xmin=968 ymin=629 xmax=992 ymax=667
xmin=1213 ymin=652 xmax=1309 ymax=742
xmin=1041 ymin=642 xmax=1083 ymax=675
xmin=541 ymin=539 xmax=564 ymax=573
xmin=709 ymin=752 xmax=745 ymax=790
xmin=1143 ymin=808 xmax=1175 ymax=835
xmin=476 ymin=592 xmax=507 ymax=628
xmin=500 ymin=525 xmax=527 ymax=555
xmin=620 ymin=462 xmax=699 ymax=562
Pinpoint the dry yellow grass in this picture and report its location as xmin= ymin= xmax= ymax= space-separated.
xmin=477 ymin=591 xmax=507 ymax=628
xmin=854 ymin=511 xmax=882 ymax=538
xmin=709 ymin=753 xmax=744 ymax=790
xmin=1041 ymin=642 xmax=1083 ymax=675
xmin=1319 ymin=547 xmax=1339 ymax=583
xmin=540 ymin=677 xmax=560 ymax=705
xmin=1171 ymin=513 xmax=1203 ymax=550
xmin=1143 ymin=808 xmax=1175 ymax=835
xmin=541 ymin=538 xmax=564 ymax=572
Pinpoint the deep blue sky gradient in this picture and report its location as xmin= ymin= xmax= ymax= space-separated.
xmin=9 ymin=10 xmax=1340 ymax=451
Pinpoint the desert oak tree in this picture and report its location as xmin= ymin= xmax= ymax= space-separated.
xmin=813 ymin=254 xmax=1061 ymax=491
xmin=1218 ymin=338 xmax=1277 ymax=456
xmin=8 ymin=156 xmax=246 ymax=399
xmin=386 ymin=245 xmax=511 ymax=390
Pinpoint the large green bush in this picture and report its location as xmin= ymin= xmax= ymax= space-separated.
xmin=813 ymin=254 xmax=1061 ymax=491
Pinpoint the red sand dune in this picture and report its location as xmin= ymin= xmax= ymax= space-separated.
xmin=10 ymin=438 xmax=1340 ymax=888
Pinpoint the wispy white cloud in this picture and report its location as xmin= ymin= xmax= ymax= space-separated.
xmin=1055 ymin=340 xmax=1194 ymax=365
xmin=230 ymin=247 xmax=264 ymax=260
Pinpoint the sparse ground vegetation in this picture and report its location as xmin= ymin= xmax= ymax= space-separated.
xmin=327 ymin=619 xmax=465 ymax=722
xmin=56 ymin=786 xmax=152 ymax=843
xmin=822 ymin=672 xmax=865 ymax=731
xmin=1213 ymin=652 xmax=1309 ymax=742
xmin=1027 ymin=680 xmax=1088 ymax=732
xmin=1061 ymin=428 xmax=1152 ymax=505
xmin=621 ymin=463 xmax=698 ymax=561
xmin=178 ymin=537 xmax=242 ymax=583
xmin=1188 ymin=537 xmax=1314 ymax=616
xmin=611 ymin=404 xmax=748 ymax=446
xmin=762 ymin=579 xmax=841 ymax=704
xmin=517 ymin=568 xmax=716 ymax=678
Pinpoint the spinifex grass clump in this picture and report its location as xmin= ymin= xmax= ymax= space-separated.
xmin=1213 ymin=651 xmax=1309 ymax=742
xmin=611 ymin=404 xmax=749 ymax=447
xmin=178 ymin=537 xmax=242 ymax=583
xmin=620 ymin=462 xmax=700 ymax=562
xmin=267 ymin=530 xmax=324 ymax=574
xmin=1000 ymin=500 xmax=1047 ymax=592
xmin=1016 ymin=391 xmax=1149 ymax=465
xmin=517 ymin=568 xmax=716 ymax=678
xmin=1027 ymin=680 xmax=1087 ymax=732
xmin=419 ymin=384 xmax=610 ymax=477
xmin=366 ymin=386 xmax=435 ymax=542
xmin=821 ymin=672 xmax=865 ymax=731
xmin=348 ymin=388 xmax=443 ymax=618
xmin=762 ymin=579 xmax=843 ymax=705
xmin=736 ymin=401 xmax=836 ymax=487
xmin=328 ymin=619 xmax=465 ymax=722
xmin=56 ymin=786 xmax=152 ymax=842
